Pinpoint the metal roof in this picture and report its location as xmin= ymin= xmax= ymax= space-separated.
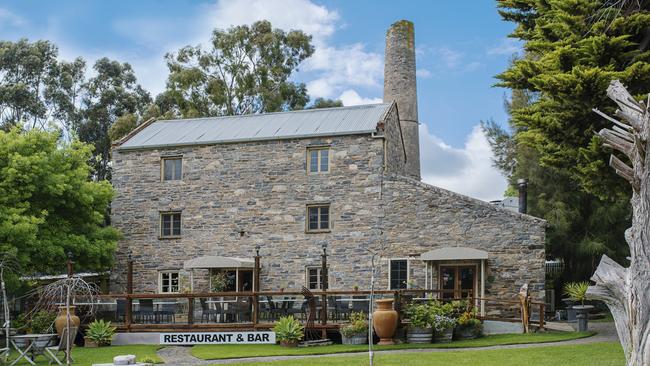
xmin=420 ymin=247 xmax=489 ymax=261
xmin=117 ymin=103 xmax=392 ymax=150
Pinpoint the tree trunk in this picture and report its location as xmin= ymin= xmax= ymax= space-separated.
xmin=590 ymin=80 xmax=650 ymax=365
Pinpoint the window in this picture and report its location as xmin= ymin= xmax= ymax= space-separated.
xmin=307 ymin=148 xmax=329 ymax=173
xmin=389 ymin=259 xmax=408 ymax=290
xmin=306 ymin=204 xmax=330 ymax=232
xmin=160 ymin=212 xmax=181 ymax=238
xmin=162 ymin=157 xmax=182 ymax=181
xmin=306 ymin=267 xmax=327 ymax=290
xmin=159 ymin=271 xmax=179 ymax=293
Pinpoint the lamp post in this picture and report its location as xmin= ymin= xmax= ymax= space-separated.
xmin=126 ymin=253 xmax=133 ymax=330
xmin=253 ymin=244 xmax=261 ymax=325
xmin=320 ymin=242 xmax=328 ymax=339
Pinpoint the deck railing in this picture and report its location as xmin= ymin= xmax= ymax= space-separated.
xmin=88 ymin=289 xmax=545 ymax=332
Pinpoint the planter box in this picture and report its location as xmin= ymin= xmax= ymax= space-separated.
xmin=433 ymin=328 xmax=453 ymax=343
xmin=454 ymin=326 xmax=479 ymax=340
xmin=341 ymin=333 xmax=367 ymax=345
xmin=280 ymin=340 xmax=299 ymax=347
xmin=85 ymin=337 xmax=98 ymax=348
xmin=406 ymin=327 xmax=433 ymax=344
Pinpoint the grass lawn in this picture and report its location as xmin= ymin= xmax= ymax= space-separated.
xmin=6 ymin=345 xmax=163 ymax=365
xmin=218 ymin=342 xmax=624 ymax=366
xmin=192 ymin=331 xmax=594 ymax=360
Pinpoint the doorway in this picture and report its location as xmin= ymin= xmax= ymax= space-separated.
xmin=439 ymin=265 xmax=477 ymax=299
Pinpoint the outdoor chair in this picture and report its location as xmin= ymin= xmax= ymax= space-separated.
xmin=200 ymin=299 xmax=220 ymax=323
xmin=327 ymin=296 xmax=339 ymax=320
xmin=45 ymin=326 xmax=77 ymax=365
xmin=158 ymin=303 xmax=176 ymax=323
xmin=336 ymin=297 xmax=351 ymax=320
xmin=115 ymin=299 xmax=126 ymax=322
xmin=352 ymin=295 xmax=369 ymax=314
xmin=285 ymin=297 xmax=304 ymax=320
xmin=266 ymin=296 xmax=282 ymax=321
xmin=223 ymin=297 xmax=247 ymax=322
xmin=137 ymin=299 xmax=155 ymax=323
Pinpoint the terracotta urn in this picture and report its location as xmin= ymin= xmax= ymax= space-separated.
xmin=54 ymin=306 xmax=80 ymax=336
xmin=372 ymin=299 xmax=398 ymax=345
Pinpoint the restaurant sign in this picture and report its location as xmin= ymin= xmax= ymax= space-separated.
xmin=160 ymin=331 xmax=276 ymax=345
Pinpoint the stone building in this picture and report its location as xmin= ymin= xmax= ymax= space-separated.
xmin=110 ymin=20 xmax=545 ymax=314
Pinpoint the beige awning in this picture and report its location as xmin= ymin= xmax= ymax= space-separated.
xmin=183 ymin=256 xmax=254 ymax=269
xmin=420 ymin=247 xmax=489 ymax=261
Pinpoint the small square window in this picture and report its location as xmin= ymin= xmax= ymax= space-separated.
xmin=160 ymin=212 xmax=181 ymax=238
xmin=307 ymin=148 xmax=329 ymax=173
xmin=306 ymin=204 xmax=331 ymax=232
xmin=159 ymin=271 xmax=179 ymax=293
xmin=306 ymin=267 xmax=328 ymax=290
xmin=162 ymin=157 xmax=182 ymax=181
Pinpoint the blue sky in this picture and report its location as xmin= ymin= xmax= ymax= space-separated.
xmin=0 ymin=0 xmax=520 ymax=201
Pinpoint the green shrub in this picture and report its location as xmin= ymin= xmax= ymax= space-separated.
xmin=564 ymin=281 xmax=590 ymax=305
xmin=404 ymin=303 xmax=431 ymax=328
xmin=272 ymin=316 xmax=304 ymax=343
xmin=340 ymin=311 xmax=368 ymax=337
xmin=31 ymin=310 xmax=56 ymax=334
xmin=86 ymin=319 xmax=116 ymax=346
xmin=431 ymin=314 xmax=456 ymax=332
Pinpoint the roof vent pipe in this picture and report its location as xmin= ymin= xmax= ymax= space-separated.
xmin=517 ymin=178 xmax=528 ymax=214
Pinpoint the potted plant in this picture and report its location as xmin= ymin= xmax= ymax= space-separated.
xmin=85 ymin=319 xmax=116 ymax=347
xmin=404 ymin=303 xmax=433 ymax=344
xmin=210 ymin=272 xmax=229 ymax=292
xmin=340 ymin=311 xmax=368 ymax=344
xmin=273 ymin=316 xmax=304 ymax=347
xmin=30 ymin=310 xmax=57 ymax=347
xmin=564 ymin=281 xmax=593 ymax=332
xmin=454 ymin=307 xmax=482 ymax=340
xmin=430 ymin=301 xmax=456 ymax=343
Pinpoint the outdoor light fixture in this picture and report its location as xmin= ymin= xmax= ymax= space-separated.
xmin=322 ymin=242 xmax=328 ymax=256
xmin=255 ymin=244 xmax=261 ymax=257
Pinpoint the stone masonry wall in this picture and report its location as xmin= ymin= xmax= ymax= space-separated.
xmin=383 ymin=103 xmax=407 ymax=176
xmin=380 ymin=175 xmax=546 ymax=314
xmin=111 ymin=134 xmax=386 ymax=293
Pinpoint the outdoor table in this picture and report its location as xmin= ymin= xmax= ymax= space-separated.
xmin=10 ymin=333 xmax=57 ymax=366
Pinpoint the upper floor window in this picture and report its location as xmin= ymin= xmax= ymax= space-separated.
xmin=162 ymin=157 xmax=182 ymax=181
xmin=159 ymin=271 xmax=179 ymax=293
xmin=306 ymin=204 xmax=330 ymax=232
xmin=307 ymin=147 xmax=329 ymax=173
xmin=160 ymin=212 xmax=181 ymax=238
xmin=389 ymin=259 xmax=408 ymax=290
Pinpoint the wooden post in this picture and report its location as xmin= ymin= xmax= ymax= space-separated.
xmin=320 ymin=245 xmax=328 ymax=339
xmin=66 ymin=252 xmax=74 ymax=278
xmin=539 ymin=303 xmax=545 ymax=331
xmin=252 ymin=293 xmax=259 ymax=326
xmin=253 ymin=247 xmax=261 ymax=327
xmin=125 ymin=258 xmax=133 ymax=332
xmin=188 ymin=296 xmax=194 ymax=325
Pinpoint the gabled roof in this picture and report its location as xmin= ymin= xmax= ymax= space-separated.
xmin=115 ymin=103 xmax=392 ymax=151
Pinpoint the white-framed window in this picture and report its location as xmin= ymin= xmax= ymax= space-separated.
xmin=388 ymin=259 xmax=408 ymax=290
xmin=307 ymin=147 xmax=329 ymax=173
xmin=160 ymin=212 xmax=181 ymax=238
xmin=306 ymin=204 xmax=330 ymax=232
xmin=159 ymin=271 xmax=179 ymax=293
xmin=305 ymin=266 xmax=328 ymax=290
xmin=161 ymin=156 xmax=182 ymax=181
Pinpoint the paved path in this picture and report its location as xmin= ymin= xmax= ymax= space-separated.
xmin=157 ymin=322 xmax=619 ymax=365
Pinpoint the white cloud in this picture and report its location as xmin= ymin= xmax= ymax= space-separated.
xmin=338 ymin=90 xmax=382 ymax=106
xmin=416 ymin=68 xmax=432 ymax=79
xmin=0 ymin=8 xmax=25 ymax=28
xmin=420 ymin=123 xmax=507 ymax=201
xmin=434 ymin=46 xmax=463 ymax=69
xmin=487 ymin=38 xmax=521 ymax=56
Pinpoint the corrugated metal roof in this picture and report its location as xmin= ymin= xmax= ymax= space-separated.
xmin=117 ymin=103 xmax=392 ymax=150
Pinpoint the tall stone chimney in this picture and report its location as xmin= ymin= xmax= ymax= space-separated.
xmin=384 ymin=20 xmax=420 ymax=180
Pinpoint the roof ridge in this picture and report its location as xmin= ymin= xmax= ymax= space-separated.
xmin=156 ymin=103 xmax=391 ymax=123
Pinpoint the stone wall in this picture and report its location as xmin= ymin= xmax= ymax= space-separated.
xmin=380 ymin=175 xmax=546 ymax=311
xmin=382 ymin=103 xmax=407 ymax=176
xmin=111 ymin=134 xmax=386 ymax=293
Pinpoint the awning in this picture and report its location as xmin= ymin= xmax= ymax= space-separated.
xmin=420 ymin=247 xmax=489 ymax=261
xmin=183 ymin=256 xmax=254 ymax=269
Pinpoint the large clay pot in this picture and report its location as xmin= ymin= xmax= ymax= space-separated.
xmin=54 ymin=306 xmax=80 ymax=336
xmin=372 ymin=299 xmax=398 ymax=345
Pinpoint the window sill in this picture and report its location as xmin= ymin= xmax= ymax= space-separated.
xmin=305 ymin=230 xmax=331 ymax=234
xmin=158 ymin=236 xmax=182 ymax=240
